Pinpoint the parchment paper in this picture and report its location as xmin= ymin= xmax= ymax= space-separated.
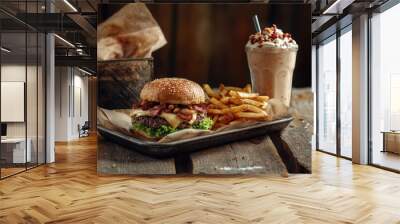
xmin=97 ymin=3 xmax=167 ymax=60
xmin=97 ymin=99 xmax=289 ymax=143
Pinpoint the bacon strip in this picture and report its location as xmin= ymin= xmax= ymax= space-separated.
xmin=134 ymin=101 xmax=207 ymax=118
xmin=193 ymin=104 xmax=207 ymax=113
xmin=177 ymin=113 xmax=192 ymax=121
xmin=148 ymin=108 xmax=162 ymax=116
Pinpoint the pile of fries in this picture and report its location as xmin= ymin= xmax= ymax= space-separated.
xmin=203 ymin=84 xmax=270 ymax=128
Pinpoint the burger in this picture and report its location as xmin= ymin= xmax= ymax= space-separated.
xmin=131 ymin=78 xmax=213 ymax=139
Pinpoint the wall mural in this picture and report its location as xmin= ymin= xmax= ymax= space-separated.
xmin=97 ymin=3 xmax=312 ymax=175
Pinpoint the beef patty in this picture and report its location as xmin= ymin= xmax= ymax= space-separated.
xmin=133 ymin=115 xmax=205 ymax=129
xmin=133 ymin=116 xmax=169 ymax=129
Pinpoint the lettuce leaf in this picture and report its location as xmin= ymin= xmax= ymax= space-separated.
xmin=131 ymin=123 xmax=176 ymax=138
xmin=132 ymin=117 xmax=213 ymax=138
xmin=192 ymin=117 xmax=214 ymax=130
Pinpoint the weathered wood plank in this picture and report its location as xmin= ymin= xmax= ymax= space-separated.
xmin=97 ymin=135 xmax=176 ymax=175
xmin=190 ymin=136 xmax=288 ymax=176
xmin=274 ymin=88 xmax=313 ymax=173
xmin=271 ymin=119 xmax=312 ymax=173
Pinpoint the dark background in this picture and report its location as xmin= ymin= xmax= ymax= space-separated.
xmin=99 ymin=3 xmax=311 ymax=87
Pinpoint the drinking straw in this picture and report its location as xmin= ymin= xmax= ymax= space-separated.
xmin=252 ymin=15 xmax=261 ymax=33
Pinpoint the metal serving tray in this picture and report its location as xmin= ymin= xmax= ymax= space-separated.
xmin=98 ymin=117 xmax=293 ymax=158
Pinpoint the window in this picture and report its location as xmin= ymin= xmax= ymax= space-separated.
xmin=339 ymin=28 xmax=352 ymax=158
xmin=370 ymin=2 xmax=400 ymax=171
xmin=0 ymin=1 xmax=47 ymax=179
xmin=316 ymin=24 xmax=353 ymax=159
xmin=317 ymin=36 xmax=337 ymax=154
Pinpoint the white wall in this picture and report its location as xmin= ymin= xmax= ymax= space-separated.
xmin=1 ymin=65 xmax=26 ymax=139
xmin=72 ymin=73 xmax=89 ymax=138
xmin=1 ymin=64 xmax=46 ymax=164
xmin=54 ymin=67 xmax=89 ymax=141
xmin=1 ymin=65 xmax=40 ymax=138
xmin=1 ymin=64 xmax=29 ymax=142
xmin=55 ymin=66 xmax=70 ymax=141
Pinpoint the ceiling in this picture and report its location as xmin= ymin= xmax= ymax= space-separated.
xmin=0 ymin=0 xmax=98 ymax=72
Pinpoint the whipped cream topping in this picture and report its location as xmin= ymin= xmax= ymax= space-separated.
xmin=247 ymin=25 xmax=298 ymax=49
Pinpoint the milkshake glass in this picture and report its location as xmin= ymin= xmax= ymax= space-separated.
xmin=245 ymin=25 xmax=298 ymax=106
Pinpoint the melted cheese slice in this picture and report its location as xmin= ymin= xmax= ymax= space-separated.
xmin=131 ymin=109 xmax=187 ymax=129
xmin=188 ymin=113 xmax=197 ymax=125
xmin=159 ymin=112 xmax=183 ymax=129
xmin=131 ymin=109 xmax=151 ymax=117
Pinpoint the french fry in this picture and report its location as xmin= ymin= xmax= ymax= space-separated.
xmin=254 ymin=96 xmax=269 ymax=102
xmin=236 ymin=91 xmax=259 ymax=98
xmin=243 ymin=84 xmax=252 ymax=93
xmin=229 ymin=97 xmax=242 ymax=105
xmin=225 ymin=87 xmax=243 ymax=91
xmin=220 ymin=88 xmax=228 ymax=97
xmin=210 ymin=97 xmax=228 ymax=109
xmin=219 ymin=84 xmax=225 ymax=91
xmin=229 ymin=104 xmax=267 ymax=115
xmin=228 ymin=105 xmax=246 ymax=113
xmin=219 ymin=84 xmax=243 ymax=92
xmin=228 ymin=119 xmax=243 ymax=126
xmin=228 ymin=90 xmax=240 ymax=97
xmin=203 ymin=83 xmax=271 ymax=129
xmin=208 ymin=109 xmax=224 ymax=114
xmin=208 ymin=104 xmax=217 ymax=109
xmin=203 ymin=84 xmax=220 ymax=99
xmin=228 ymin=90 xmax=259 ymax=98
xmin=234 ymin=112 xmax=270 ymax=120
xmin=220 ymin=96 xmax=231 ymax=104
xmin=241 ymin=98 xmax=265 ymax=107
xmin=261 ymin=102 xmax=268 ymax=109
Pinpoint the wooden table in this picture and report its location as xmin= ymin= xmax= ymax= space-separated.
xmin=381 ymin=131 xmax=400 ymax=154
xmin=1 ymin=138 xmax=32 ymax=166
xmin=97 ymin=89 xmax=313 ymax=175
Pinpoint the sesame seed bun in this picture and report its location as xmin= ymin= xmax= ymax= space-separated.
xmin=140 ymin=78 xmax=206 ymax=105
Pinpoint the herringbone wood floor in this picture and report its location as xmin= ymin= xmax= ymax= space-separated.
xmin=1 ymin=135 xmax=400 ymax=224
